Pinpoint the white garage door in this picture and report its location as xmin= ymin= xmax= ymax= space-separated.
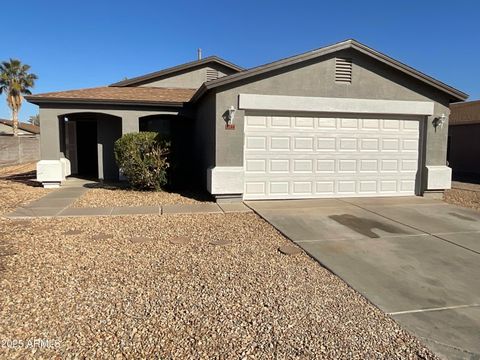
xmin=244 ymin=114 xmax=421 ymax=200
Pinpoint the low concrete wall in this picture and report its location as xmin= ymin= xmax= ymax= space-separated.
xmin=0 ymin=135 xmax=40 ymax=166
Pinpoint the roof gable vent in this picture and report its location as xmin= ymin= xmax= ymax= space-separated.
xmin=206 ymin=68 xmax=219 ymax=82
xmin=335 ymin=57 xmax=352 ymax=84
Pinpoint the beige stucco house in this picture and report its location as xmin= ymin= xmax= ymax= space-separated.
xmin=26 ymin=39 xmax=467 ymax=200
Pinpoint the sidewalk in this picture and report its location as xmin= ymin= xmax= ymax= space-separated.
xmin=5 ymin=185 xmax=251 ymax=219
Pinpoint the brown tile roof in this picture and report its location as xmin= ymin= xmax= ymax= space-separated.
xmin=0 ymin=119 xmax=40 ymax=134
xmin=25 ymin=86 xmax=196 ymax=105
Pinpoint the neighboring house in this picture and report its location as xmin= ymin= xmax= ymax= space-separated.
xmin=0 ymin=119 xmax=40 ymax=136
xmin=0 ymin=119 xmax=40 ymax=166
xmin=26 ymin=39 xmax=467 ymax=200
xmin=448 ymin=100 xmax=480 ymax=181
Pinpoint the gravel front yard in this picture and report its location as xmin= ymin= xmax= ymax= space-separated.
xmin=0 ymin=163 xmax=51 ymax=216
xmin=0 ymin=217 xmax=436 ymax=359
xmin=444 ymin=181 xmax=480 ymax=211
xmin=72 ymin=186 xmax=210 ymax=208
xmin=0 ymin=167 xmax=436 ymax=358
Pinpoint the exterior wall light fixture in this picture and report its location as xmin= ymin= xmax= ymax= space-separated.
xmin=432 ymin=113 xmax=446 ymax=131
xmin=224 ymin=106 xmax=236 ymax=130
xmin=227 ymin=106 xmax=236 ymax=124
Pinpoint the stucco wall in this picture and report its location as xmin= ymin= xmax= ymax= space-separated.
xmin=212 ymin=49 xmax=452 ymax=182
xmin=448 ymin=124 xmax=480 ymax=177
xmin=0 ymin=135 xmax=40 ymax=166
xmin=193 ymin=92 xmax=216 ymax=186
xmin=139 ymin=64 xmax=237 ymax=89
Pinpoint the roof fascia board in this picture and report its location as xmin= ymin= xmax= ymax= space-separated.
xmin=110 ymin=57 xmax=243 ymax=87
xmin=349 ymin=42 xmax=468 ymax=101
xmin=192 ymin=41 xmax=349 ymax=101
xmin=25 ymin=96 xmax=185 ymax=108
xmin=192 ymin=40 xmax=468 ymax=102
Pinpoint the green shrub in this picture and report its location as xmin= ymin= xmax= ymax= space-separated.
xmin=114 ymin=132 xmax=170 ymax=190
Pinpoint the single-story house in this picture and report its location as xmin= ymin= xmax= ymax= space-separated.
xmin=26 ymin=39 xmax=468 ymax=200
xmin=0 ymin=119 xmax=40 ymax=136
xmin=448 ymin=100 xmax=480 ymax=181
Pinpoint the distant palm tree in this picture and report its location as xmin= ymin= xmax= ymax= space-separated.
xmin=29 ymin=114 xmax=40 ymax=126
xmin=0 ymin=59 xmax=38 ymax=136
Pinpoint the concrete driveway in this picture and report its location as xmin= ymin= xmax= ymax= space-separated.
xmin=247 ymin=197 xmax=480 ymax=360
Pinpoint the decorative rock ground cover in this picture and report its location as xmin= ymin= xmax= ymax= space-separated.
xmin=0 ymin=163 xmax=437 ymax=358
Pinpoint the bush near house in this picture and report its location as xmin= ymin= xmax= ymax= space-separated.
xmin=114 ymin=132 xmax=170 ymax=190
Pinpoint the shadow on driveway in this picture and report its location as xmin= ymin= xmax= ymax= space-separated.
xmin=248 ymin=197 xmax=480 ymax=359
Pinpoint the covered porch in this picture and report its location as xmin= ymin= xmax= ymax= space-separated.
xmin=35 ymin=106 xmax=193 ymax=187
xmin=26 ymin=86 xmax=196 ymax=188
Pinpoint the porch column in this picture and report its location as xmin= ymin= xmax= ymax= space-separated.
xmin=118 ymin=114 xmax=139 ymax=181
xmin=122 ymin=114 xmax=139 ymax=134
xmin=36 ymin=108 xmax=70 ymax=188
xmin=39 ymin=108 xmax=61 ymax=159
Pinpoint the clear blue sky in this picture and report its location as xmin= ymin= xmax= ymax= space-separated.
xmin=1 ymin=0 xmax=479 ymax=121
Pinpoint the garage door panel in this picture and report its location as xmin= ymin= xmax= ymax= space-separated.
xmin=293 ymin=137 xmax=315 ymax=151
xmin=317 ymin=137 xmax=336 ymax=151
xmin=339 ymin=138 xmax=358 ymax=151
xmin=294 ymin=117 xmax=315 ymax=128
xmin=270 ymin=137 xmax=290 ymax=151
xmin=402 ymin=139 xmax=419 ymax=151
xmin=360 ymin=138 xmax=379 ymax=151
xmin=293 ymin=159 xmax=314 ymax=173
xmin=359 ymin=180 xmax=378 ymax=193
xmin=245 ymin=157 xmax=419 ymax=176
xmin=271 ymin=116 xmax=291 ymax=128
xmin=361 ymin=119 xmax=380 ymax=130
xmin=245 ymin=116 xmax=267 ymax=127
xmin=339 ymin=118 xmax=358 ymax=129
xmin=269 ymin=159 xmax=290 ymax=173
xmin=400 ymin=180 xmax=416 ymax=192
xmin=382 ymin=119 xmax=401 ymax=130
xmin=316 ymin=181 xmax=335 ymax=194
xmin=293 ymin=181 xmax=313 ymax=194
xmin=318 ymin=118 xmax=337 ymax=128
xmin=245 ymin=182 xmax=266 ymax=196
xmin=338 ymin=180 xmax=356 ymax=194
xmin=244 ymin=179 xmax=419 ymax=200
xmin=244 ymin=115 xmax=420 ymax=200
xmin=359 ymin=159 xmax=378 ymax=172
xmin=270 ymin=181 xmax=289 ymax=195
xmin=245 ymin=159 xmax=266 ymax=173
xmin=403 ymin=120 xmax=420 ymax=131
xmin=245 ymin=136 xmax=267 ymax=150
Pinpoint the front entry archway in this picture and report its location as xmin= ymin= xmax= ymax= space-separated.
xmin=61 ymin=112 xmax=122 ymax=181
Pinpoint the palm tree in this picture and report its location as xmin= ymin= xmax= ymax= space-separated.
xmin=0 ymin=59 xmax=38 ymax=136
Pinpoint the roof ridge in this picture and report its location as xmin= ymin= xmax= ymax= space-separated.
xmin=110 ymin=56 xmax=243 ymax=87
xmin=191 ymin=39 xmax=467 ymax=102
